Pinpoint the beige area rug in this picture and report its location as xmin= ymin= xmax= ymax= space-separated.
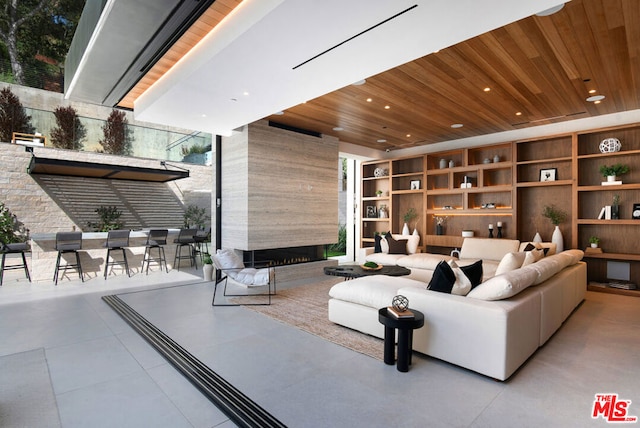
xmin=239 ymin=278 xmax=384 ymax=361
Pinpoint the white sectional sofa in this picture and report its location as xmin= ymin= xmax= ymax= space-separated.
xmin=329 ymin=238 xmax=586 ymax=380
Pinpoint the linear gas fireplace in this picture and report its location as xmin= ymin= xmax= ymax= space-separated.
xmin=243 ymin=245 xmax=327 ymax=267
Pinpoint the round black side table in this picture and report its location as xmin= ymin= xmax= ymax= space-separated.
xmin=378 ymin=307 xmax=424 ymax=372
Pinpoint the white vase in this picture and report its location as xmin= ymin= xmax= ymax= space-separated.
xmin=607 ymin=175 xmax=617 ymax=182
xmin=533 ymin=232 xmax=542 ymax=243
xmin=402 ymin=223 xmax=410 ymax=235
xmin=412 ymin=228 xmax=419 ymax=236
xmin=552 ymin=225 xmax=564 ymax=253
xmin=203 ymin=264 xmax=214 ymax=281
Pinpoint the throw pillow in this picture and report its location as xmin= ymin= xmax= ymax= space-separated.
xmin=215 ymin=248 xmax=244 ymax=269
xmin=448 ymin=260 xmax=472 ymax=296
xmin=495 ymin=252 xmax=526 ymax=276
xmin=459 ymin=259 xmax=483 ymax=289
xmin=386 ymin=234 xmax=408 ymax=254
xmin=380 ymin=232 xmax=391 ymax=253
xmin=427 ymin=260 xmax=456 ymax=293
xmin=374 ymin=234 xmax=383 ymax=253
xmin=522 ymin=248 xmax=544 ymax=266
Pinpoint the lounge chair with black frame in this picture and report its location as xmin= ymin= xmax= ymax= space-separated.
xmin=211 ymin=248 xmax=276 ymax=306
xmin=0 ymin=239 xmax=31 ymax=286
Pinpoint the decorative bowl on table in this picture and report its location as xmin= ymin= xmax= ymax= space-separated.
xmin=361 ymin=262 xmax=383 ymax=271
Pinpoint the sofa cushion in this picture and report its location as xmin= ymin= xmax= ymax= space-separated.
xmin=215 ymin=248 xmax=244 ymax=269
xmin=365 ymin=252 xmax=407 ymax=266
xmin=378 ymin=233 xmax=420 ymax=255
xmin=329 ymin=275 xmax=427 ymax=308
xmin=427 ymin=261 xmax=456 ymax=293
xmin=459 ymin=238 xmax=520 ymax=262
xmin=387 ymin=234 xmax=408 ymax=254
xmin=396 ymin=253 xmax=456 ymax=270
xmin=467 ymin=265 xmax=539 ymax=301
xmin=495 ymin=252 xmax=526 ymax=276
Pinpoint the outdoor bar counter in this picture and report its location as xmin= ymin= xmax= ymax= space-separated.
xmin=29 ymin=229 xmax=188 ymax=283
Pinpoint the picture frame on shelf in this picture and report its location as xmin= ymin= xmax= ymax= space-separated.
xmin=366 ymin=206 xmax=377 ymax=218
xmin=540 ymin=168 xmax=557 ymax=182
xmin=410 ymin=180 xmax=421 ymax=190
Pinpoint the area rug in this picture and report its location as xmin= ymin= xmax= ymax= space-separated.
xmin=239 ymin=278 xmax=384 ymax=361
xmin=0 ymin=348 xmax=61 ymax=427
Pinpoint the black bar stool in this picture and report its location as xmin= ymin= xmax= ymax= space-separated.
xmin=54 ymin=232 xmax=83 ymax=285
xmin=173 ymin=228 xmax=198 ymax=270
xmin=193 ymin=227 xmax=211 ymax=264
xmin=142 ymin=229 xmax=168 ymax=274
xmin=103 ymin=230 xmax=131 ymax=279
xmin=0 ymin=239 xmax=31 ymax=286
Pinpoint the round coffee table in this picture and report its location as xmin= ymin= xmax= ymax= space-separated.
xmin=323 ymin=265 xmax=411 ymax=280
xmin=378 ymin=307 xmax=424 ymax=372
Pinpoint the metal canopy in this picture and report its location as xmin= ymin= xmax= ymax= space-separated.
xmin=27 ymin=156 xmax=189 ymax=182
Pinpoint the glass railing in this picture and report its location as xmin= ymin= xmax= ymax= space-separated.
xmin=24 ymin=106 xmax=212 ymax=164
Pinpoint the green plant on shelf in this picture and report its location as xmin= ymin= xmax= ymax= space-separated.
xmin=589 ymin=236 xmax=600 ymax=245
xmin=599 ymin=164 xmax=629 ymax=178
xmin=542 ymin=205 xmax=567 ymax=226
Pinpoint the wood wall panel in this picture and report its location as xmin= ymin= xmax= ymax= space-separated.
xmin=222 ymin=120 xmax=339 ymax=251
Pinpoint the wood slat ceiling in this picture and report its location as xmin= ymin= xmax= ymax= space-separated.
xmin=268 ymin=0 xmax=640 ymax=150
xmin=117 ymin=0 xmax=243 ymax=110
xmin=121 ymin=0 xmax=639 ymax=151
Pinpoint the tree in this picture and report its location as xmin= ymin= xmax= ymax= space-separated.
xmin=99 ymin=109 xmax=132 ymax=155
xmin=0 ymin=86 xmax=34 ymax=141
xmin=0 ymin=0 xmax=51 ymax=85
xmin=50 ymin=105 xmax=85 ymax=149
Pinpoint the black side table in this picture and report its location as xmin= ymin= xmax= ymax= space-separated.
xmin=378 ymin=307 xmax=425 ymax=372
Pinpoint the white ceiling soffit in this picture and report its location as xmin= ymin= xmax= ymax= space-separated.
xmin=134 ymin=0 xmax=567 ymax=136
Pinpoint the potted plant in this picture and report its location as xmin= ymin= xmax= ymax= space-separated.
xmin=589 ymin=236 xmax=600 ymax=248
xmin=202 ymin=252 xmax=214 ymax=281
xmin=542 ymin=205 xmax=567 ymax=252
xmin=403 ymin=208 xmax=418 ymax=235
xmin=375 ymin=190 xmax=383 ymax=197
xmin=599 ymin=164 xmax=630 ymax=182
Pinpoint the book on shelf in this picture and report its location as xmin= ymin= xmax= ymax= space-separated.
xmin=387 ymin=306 xmax=415 ymax=319
xmin=597 ymin=206 xmax=606 ymax=219
xmin=605 ymin=205 xmax=612 ymax=220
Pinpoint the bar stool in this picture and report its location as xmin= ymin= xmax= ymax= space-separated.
xmin=103 ymin=230 xmax=131 ymax=279
xmin=54 ymin=232 xmax=83 ymax=285
xmin=141 ymin=229 xmax=168 ymax=274
xmin=193 ymin=227 xmax=211 ymax=264
xmin=0 ymin=239 xmax=31 ymax=286
xmin=173 ymin=228 xmax=198 ymax=270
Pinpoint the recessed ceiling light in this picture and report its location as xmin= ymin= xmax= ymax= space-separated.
xmin=536 ymin=4 xmax=565 ymax=17
xmin=515 ymin=112 xmax=522 ymax=116
xmin=377 ymin=139 xmax=387 ymax=143
xmin=352 ymin=79 xmax=366 ymax=86
xmin=200 ymin=114 xmax=207 ymax=118
xmin=333 ymin=127 xmax=344 ymax=131
xmin=406 ymin=134 xmax=411 ymax=138
xmin=586 ymin=95 xmax=605 ymax=102
xmin=384 ymin=105 xmax=390 ymax=110
xmin=451 ymin=124 xmax=464 ymax=128
xmin=243 ymin=91 xmax=249 ymax=96
xmin=588 ymin=89 xmax=597 ymax=94
xmin=366 ymin=98 xmax=372 ymax=102
xmin=594 ymin=100 xmax=602 ymax=104
xmin=483 ymin=87 xmax=491 ymax=92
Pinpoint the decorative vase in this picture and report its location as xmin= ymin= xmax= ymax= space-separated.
xmin=203 ymin=264 xmax=214 ymax=281
xmin=533 ymin=232 xmax=542 ymax=243
xmin=412 ymin=228 xmax=419 ymax=236
xmin=552 ymin=225 xmax=564 ymax=253
xmin=436 ymin=224 xmax=444 ymax=235
xmin=607 ymin=175 xmax=617 ymax=183
xmin=402 ymin=222 xmax=410 ymax=235
xmin=439 ymin=159 xmax=447 ymax=169
xmin=591 ymin=243 xmax=598 ymax=248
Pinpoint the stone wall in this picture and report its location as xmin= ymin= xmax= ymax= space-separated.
xmin=0 ymin=141 xmax=212 ymax=236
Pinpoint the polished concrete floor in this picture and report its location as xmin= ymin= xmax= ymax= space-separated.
xmin=1 ymin=261 xmax=640 ymax=427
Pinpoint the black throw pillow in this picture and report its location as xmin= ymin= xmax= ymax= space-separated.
xmin=460 ymin=260 xmax=483 ymax=289
xmin=524 ymin=242 xmax=549 ymax=255
xmin=427 ymin=261 xmax=456 ymax=293
xmin=374 ymin=234 xmax=383 ymax=253
xmin=388 ymin=237 xmax=408 ymax=254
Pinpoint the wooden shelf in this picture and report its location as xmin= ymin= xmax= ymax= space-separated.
xmin=425 ymin=235 xmax=464 ymax=247
xmin=587 ymin=284 xmax=640 ymax=298
xmin=578 ymin=183 xmax=640 ymax=191
xmin=577 ymin=149 xmax=640 ymax=159
xmin=577 ymin=219 xmax=640 ymax=225
xmin=516 ymin=156 xmax=572 ymax=166
xmin=516 ymin=180 xmax=573 ymax=188
xmin=582 ymin=252 xmax=640 ymax=262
